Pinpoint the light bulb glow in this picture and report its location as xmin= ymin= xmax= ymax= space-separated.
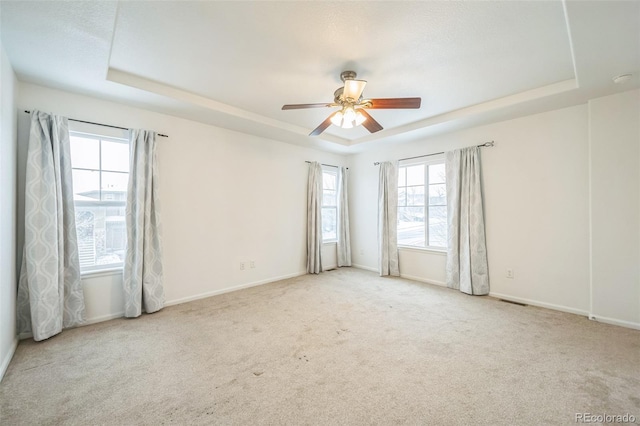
xmin=330 ymin=111 xmax=343 ymax=126
xmin=343 ymin=106 xmax=356 ymax=124
xmin=331 ymin=106 xmax=367 ymax=129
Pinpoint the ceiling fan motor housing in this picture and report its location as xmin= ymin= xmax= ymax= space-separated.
xmin=340 ymin=70 xmax=357 ymax=82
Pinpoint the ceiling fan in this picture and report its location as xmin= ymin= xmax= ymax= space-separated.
xmin=282 ymin=71 xmax=421 ymax=136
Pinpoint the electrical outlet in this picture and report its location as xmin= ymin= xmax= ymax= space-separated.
xmin=240 ymin=262 xmax=246 ymax=271
xmin=506 ymin=269 xmax=514 ymax=279
xmin=250 ymin=260 xmax=255 ymax=269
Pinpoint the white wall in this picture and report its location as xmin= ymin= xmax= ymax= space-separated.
xmin=11 ymin=82 xmax=639 ymax=340
xmin=351 ymin=91 xmax=640 ymax=329
xmin=0 ymin=42 xmax=18 ymax=381
xmin=589 ymin=89 xmax=640 ymax=327
xmin=351 ymin=104 xmax=591 ymax=315
xmin=17 ymin=83 xmax=347 ymax=324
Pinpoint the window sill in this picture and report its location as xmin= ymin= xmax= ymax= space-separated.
xmin=398 ymin=246 xmax=447 ymax=256
xmin=81 ymin=267 xmax=123 ymax=279
xmin=323 ymin=241 xmax=337 ymax=246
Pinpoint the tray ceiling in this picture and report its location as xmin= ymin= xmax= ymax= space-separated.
xmin=1 ymin=1 xmax=638 ymax=153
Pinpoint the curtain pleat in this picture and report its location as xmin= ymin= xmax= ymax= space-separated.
xmin=445 ymin=146 xmax=489 ymax=295
xmin=17 ymin=110 xmax=85 ymax=341
xmin=307 ymin=162 xmax=323 ymax=274
xmin=378 ymin=161 xmax=399 ymax=276
xmin=337 ymin=167 xmax=352 ymax=267
xmin=123 ymin=129 xmax=165 ymax=317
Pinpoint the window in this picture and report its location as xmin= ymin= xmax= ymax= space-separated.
xmin=321 ymin=166 xmax=338 ymax=242
xmin=397 ymin=159 xmax=447 ymax=249
xmin=70 ymin=131 xmax=129 ymax=273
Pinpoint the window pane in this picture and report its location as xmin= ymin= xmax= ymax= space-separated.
xmin=321 ymin=207 xmax=337 ymax=241
xmin=398 ymin=167 xmax=406 ymax=187
xmin=406 ymin=165 xmax=424 ymax=186
xmin=398 ymin=187 xmax=406 ymax=206
xmin=72 ymin=169 xmax=100 ymax=200
xmin=102 ymin=140 xmax=129 ymax=172
xmin=428 ymin=206 xmax=447 ymax=247
xmin=323 ymin=189 xmax=337 ymax=207
xmin=398 ymin=206 xmax=425 ymax=247
xmin=70 ymin=136 xmax=99 ymax=169
xmin=101 ymin=172 xmax=128 ymax=200
xmin=407 ymin=186 xmax=425 ymax=206
xmin=323 ymin=171 xmax=336 ymax=191
xmin=429 ymin=184 xmax=446 ymax=205
xmin=76 ymin=205 xmax=126 ymax=271
xmin=429 ymin=163 xmax=446 ymax=184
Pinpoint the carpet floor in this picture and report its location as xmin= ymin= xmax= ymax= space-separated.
xmin=1 ymin=268 xmax=638 ymax=425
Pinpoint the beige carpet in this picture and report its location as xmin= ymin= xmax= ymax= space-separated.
xmin=1 ymin=268 xmax=638 ymax=425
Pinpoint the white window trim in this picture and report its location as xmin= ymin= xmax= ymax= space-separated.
xmin=398 ymin=154 xmax=447 ymax=250
xmin=321 ymin=165 xmax=338 ymax=243
xmin=81 ymin=267 xmax=123 ymax=278
xmin=70 ymin=130 xmax=129 ymax=275
xmin=398 ymin=245 xmax=446 ymax=255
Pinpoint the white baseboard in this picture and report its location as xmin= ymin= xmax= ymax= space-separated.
xmin=84 ymin=271 xmax=308 ymax=323
xmin=17 ymin=271 xmax=309 ymax=338
xmin=0 ymin=337 xmax=18 ymax=383
xmin=489 ymin=292 xmax=589 ymax=317
xmin=399 ymin=273 xmax=446 ymax=288
xmin=352 ymin=265 xmax=447 ymax=289
xmin=165 ymin=270 xmax=307 ymax=308
xmin=588 ymin=314 xmax=640 ymax=330
xmin=84 ymin=311 xmax=126 ymax=325
xmin=352 ymin=263 xmax=378 ymax=273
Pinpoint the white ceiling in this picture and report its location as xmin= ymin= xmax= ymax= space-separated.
xmin=1 ymin=1 xmax=638 ymax=153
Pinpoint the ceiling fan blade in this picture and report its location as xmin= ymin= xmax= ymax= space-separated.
xmin=343 ymin=79 xmax=367 ymax=101
xmin=309 ymin=113 xmax=336 ymax=136
xmin=358 ymin=109 xmax=383 ymax=133
xmin=282 ymin=103 xmax=332 ymax=110
xmin=365 ymin=97 xmax=421 ymax=109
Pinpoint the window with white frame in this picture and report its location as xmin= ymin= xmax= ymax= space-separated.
xmin=321 ymin=166 xmax=338 ymax=242
xmin=69 ymin=131 xmax=129 ymax=273
xmin=397 ymin=158 xmax=447 ymax=249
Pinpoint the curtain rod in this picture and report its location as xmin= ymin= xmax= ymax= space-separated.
xmin=305 ymin=161 xmax=348 ymax=170
xmin=23 ymin=110 xmax=169 ymax=138
xmin=373 ymin=141 xmax=494 ymax=165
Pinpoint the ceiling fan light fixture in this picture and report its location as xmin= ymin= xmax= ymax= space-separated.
xmin=343 ymin=79 xmax=367 ymax=101
xmin=330 ymin=105 xmax=364 ymax=129
xmin=283 ymin=70 xmax=421 ymax=136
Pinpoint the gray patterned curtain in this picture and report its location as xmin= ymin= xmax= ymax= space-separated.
xmin=123 ymin=129 xmax=165 ymax=317
xmin=17 ymin=110 xmax=85 ymax=341
xmin=307 ymin=162 xmax=323 ymax=274
xmin=445 ymin=146 xmax=489 ymax=295
xmin=378 ymin=161 xmax=399 ymax=276
xmin=336 ymin=166 xmax=351 ymax=267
